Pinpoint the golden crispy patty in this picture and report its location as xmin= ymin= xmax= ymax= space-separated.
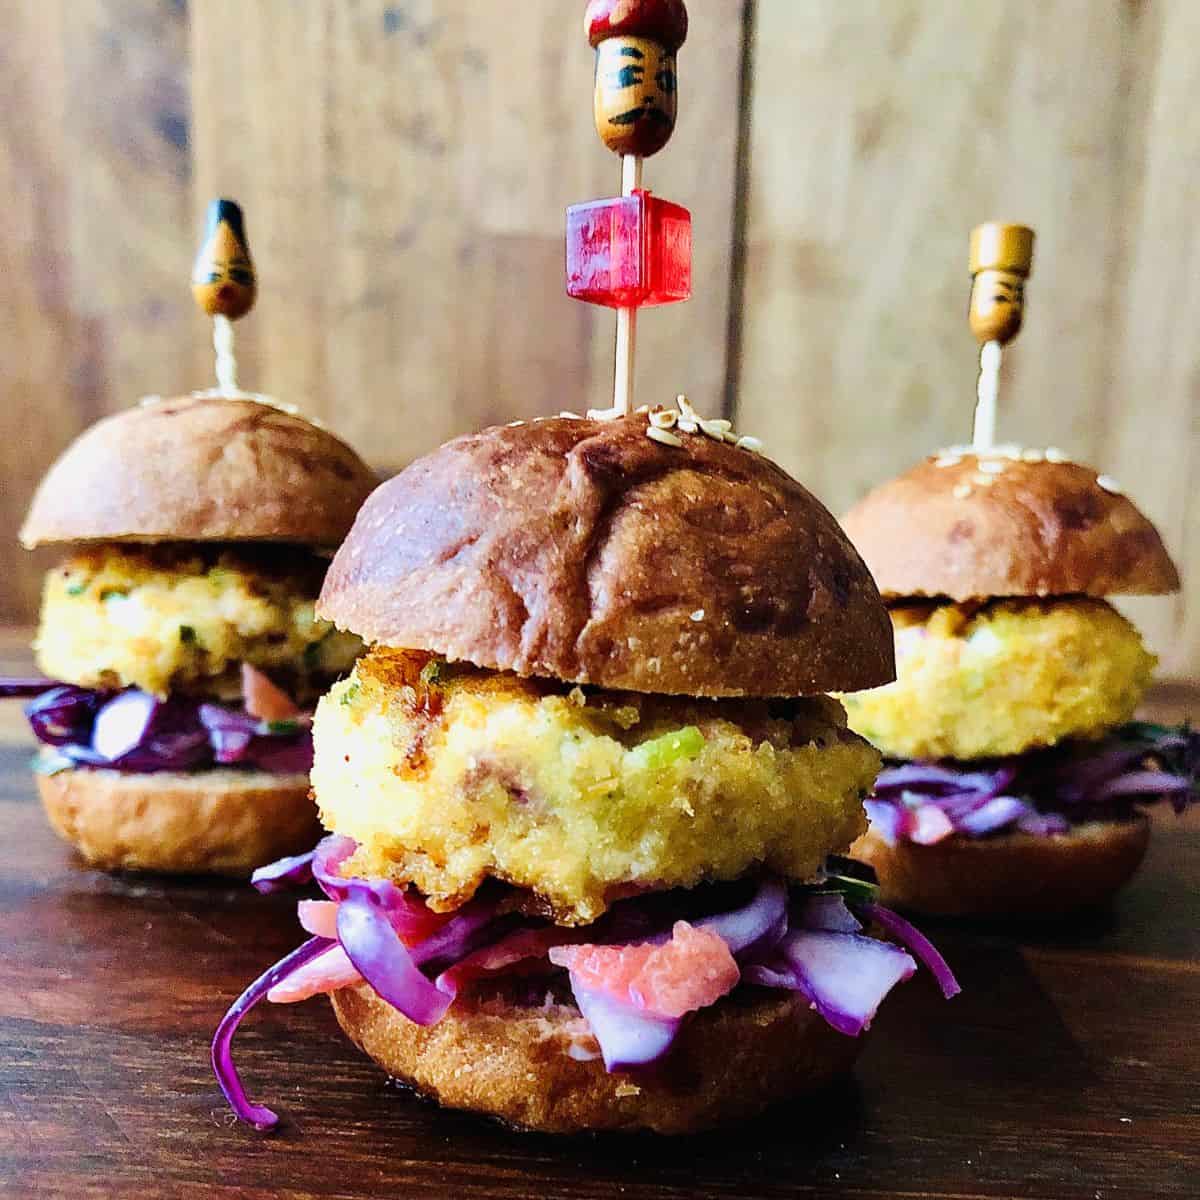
xmin=312 ymin=650 xmax=878 ymax=924
xmin=841 ymin=598 xmax=1155 ymax=761
xmin=36 ymin=545 xmax=361 ymax=700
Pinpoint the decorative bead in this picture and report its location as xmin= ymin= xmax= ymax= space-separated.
xmin=586 ymin=0 xmax=688 ymax=158
xmin=566 ymin=190 xmax=691 ymax=308
xmin=564 ymin=188 xmax=691 ymax=307
xmin=191 ymin=199 xmax=256 ymax=320
xmin=968 ymin=223 xmax=1034 ymax=345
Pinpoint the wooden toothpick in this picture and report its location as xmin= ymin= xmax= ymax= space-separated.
xmin=613 ymin=154 xmax=645 ymax=415
xmin=968 ymin=223 xmax=1034 ymax=451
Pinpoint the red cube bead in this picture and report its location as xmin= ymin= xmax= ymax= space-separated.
xmin=566 ymin=190 xmax=692 ymax=309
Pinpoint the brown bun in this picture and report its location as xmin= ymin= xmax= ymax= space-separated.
xmin=851 ymin=817 xmax=1151 ymax=918
xmin=842 ymin=453 xmax=1179 ymax=601
xmin=330 ymin=982 xmax=862 ymax=1134
xmin=20 ymin=396 xmax=377 ymax=549
xmin=318 ymin=416 xmax=894 ymax=697
xmin=37 ymin=765 xmax=320 ymax=875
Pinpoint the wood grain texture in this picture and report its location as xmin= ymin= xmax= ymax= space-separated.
xmin=1 ymin=0 xmax=1197 ymax=681
xmin=186 ymin=0 xmax=739 ymax=466
xmin=0 ymin=0 xmax=740 ymax=621
xmin=734 ymin=0 xmax=1196 ymax=676
xmin=0 ymin=625 xmax=1195 ymax=1198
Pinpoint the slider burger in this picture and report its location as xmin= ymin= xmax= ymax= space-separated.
xmin=840 ymin=447 xmax=1196 ymax=917
xmin=2 ymin=396 xmax=376 ymax=874
xmin=215 ymin=409 xmax=958 ymax=1135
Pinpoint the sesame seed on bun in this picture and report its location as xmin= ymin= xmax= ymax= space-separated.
xmin=841 ymin=450 xmax=1179 ymax=602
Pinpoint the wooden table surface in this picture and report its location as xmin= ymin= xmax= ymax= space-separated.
xmin=0 ymin=629 xmax=1196 ymax=1200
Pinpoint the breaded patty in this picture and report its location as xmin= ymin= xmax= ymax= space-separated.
xmin=312 ymin=650 xmax=878 ymax=923
xmin=36 ymin=545 xmax=361 ymax=699
xmin=841 ymin=598 xmax=1155 ymax=761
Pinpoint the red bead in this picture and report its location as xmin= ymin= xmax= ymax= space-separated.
xmin=566 ymin=190 xmax=692 ymax=309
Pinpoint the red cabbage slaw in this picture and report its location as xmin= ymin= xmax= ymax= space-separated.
xmin=0 ymin=677 xmax=312 ymax=775
xmin=216 ymin=839 xmax=959 ymax=1129
xmin=866 ymin=722 xmax=1199 ymax=847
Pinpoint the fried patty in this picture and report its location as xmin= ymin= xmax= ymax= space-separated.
xmin=36 ymin=545 xmax=361 ymax=700
xmin=311 ymin=650 xmax=878 ymax=924
xmin=841 ymin=598 xmax=1155 ymax=761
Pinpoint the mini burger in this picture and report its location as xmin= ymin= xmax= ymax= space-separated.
xmin=840 ymin=447 xmax=1196 ymax=918
xmin=214 ymin=410 xmax=959 ymax=1135
xmin=2 ymin=395 xmax=377 ymax=874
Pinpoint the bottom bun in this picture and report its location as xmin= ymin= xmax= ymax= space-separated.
xmin=330 ymin=982 xmax=863 ymax=1134
xmin=851 ymin=817 xmax=1151 ymax=918
xmin=36 ymin=765 xmax=319 ymax=875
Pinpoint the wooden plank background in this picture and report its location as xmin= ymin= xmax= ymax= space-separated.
xmin=0 ymin=0 xmax=1195 ymax=679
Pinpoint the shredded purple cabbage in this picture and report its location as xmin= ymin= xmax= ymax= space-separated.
xmin=756 ymin=930 xmax=916 ymax=1037
xmin=251 ymin=850 xmax=316 ymax=894
xmin=868 ymin=723 xmax=1198 ymax=846
xmin=859 ymin=902 xmax=961 ymax=999
xmin=568 ymin=983 xmax=681 ymax=1071
xmin=1 ymin=677 xmax=312 ymax=775
xmin=211 ymin=936 xmax=333 ymax=1131
xmin=216 ymin=846 xmax=958 ymax=1128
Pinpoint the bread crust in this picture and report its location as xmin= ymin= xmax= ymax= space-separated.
xmin=318 ymin=416 xmax=894 ymax=697
xmin=851 ymin=817 xmax=1151 ymax=918
xmin=330 ymin=982 xmax=862 ymax=1134
xmin=21 ymin=396 xmax=377 ymax=549
xmin=841 ymin=454 xmax=1179 ymax=601
xmin=36 ymin=766 xmax=320 ymax=875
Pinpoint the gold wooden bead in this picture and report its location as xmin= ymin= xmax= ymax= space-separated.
xmin=593 ymin=35 xmax=678 ymax=158
xmin=191 ymin=199 xmax=256 ymax=320
xmin=968 ymin=223 xmax=1034 ymax=345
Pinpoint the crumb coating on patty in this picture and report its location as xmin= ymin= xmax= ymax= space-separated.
xmin=841 ymin=598 xmax=1155 ymax=761
xmin=36 ymin=545 xmax=361 ymax=700
xmin=311 ymin=650 xmax=878 ymax=924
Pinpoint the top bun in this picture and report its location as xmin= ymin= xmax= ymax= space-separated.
xmin=318 ymin=416 xmax=894 ymax=698
xmin=842 ymin=450 xmax=1180 ymax=602
xmin=21 ymin=396 xmax=377 ymax=549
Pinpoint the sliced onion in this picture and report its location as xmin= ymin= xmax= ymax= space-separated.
xmin=250 ymin=849 xmax=316 ymax=894
xmin=779 ymin=930 xmax=916 ymax=1036
xmin=567 ymin=979 xmax=680 ymax=1071
xmin=860 ymin=902 xmax=961 ymax=999
xmin=211 ymin=935 xmax=333 ymax=1130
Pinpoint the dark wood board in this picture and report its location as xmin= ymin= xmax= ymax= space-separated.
xmin=0 ymin=630 xmax=1196 ymax=1199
